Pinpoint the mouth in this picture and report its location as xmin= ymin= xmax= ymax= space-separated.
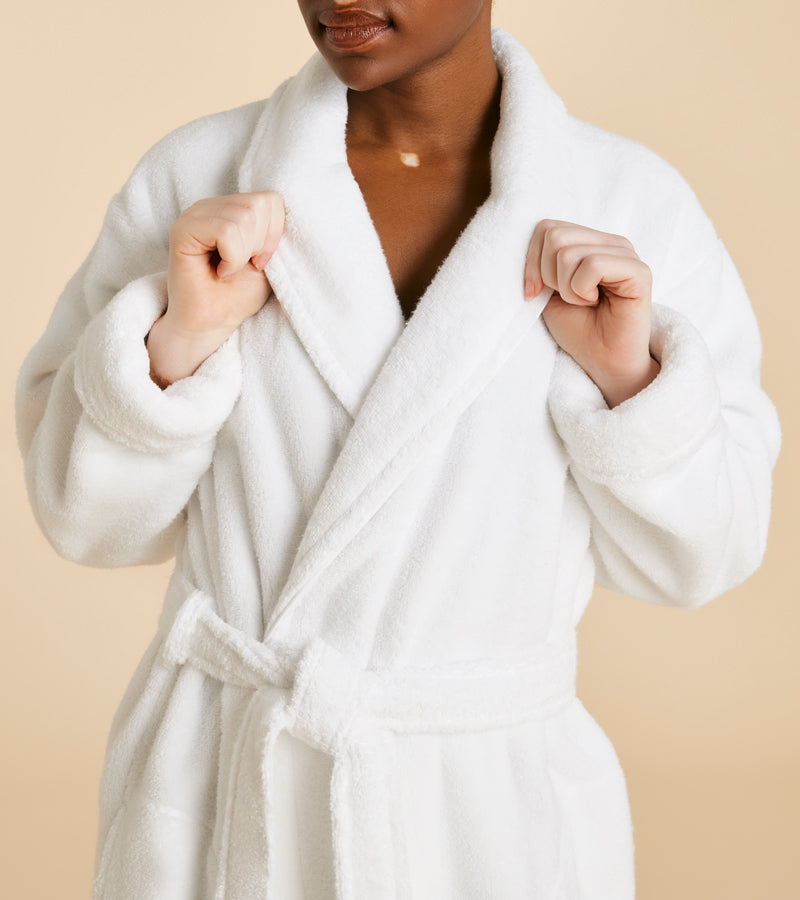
xmin=318 ymin=9 xmax=393 ymax=51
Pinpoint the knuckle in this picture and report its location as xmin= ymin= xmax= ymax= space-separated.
xmin=587 ymin=257 xmax=612 ymax=289
xmin=184 ymin=198 xmax=208 ymax=218
xmin=555 ymin=244 xmax=580 ymax=267
xmin=250 ymin=190 xmax=280 ymax=216
xmin=584 ymin=252 xmax=604 ymax=274
xmin=271 ymin=192 xmax=286 ymax=219
xmin=242 ymin=209 xmax=259 ymax=238
xmin=217 ymin=218 xmax=242 ymax=244
xmin=532 ymin=218 xmax=552 ymax=242
xmin=168 ymin=215 xmax=190 ymax=246
xmin=231 ymin=204 xmax=256 ymax=228
xmin=546 ymin=225 xmax=570 ymax=251
xmin=256 ymin=190 xmax=277 ymax=210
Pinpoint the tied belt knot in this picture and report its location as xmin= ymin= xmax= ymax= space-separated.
xmin=163 ymin=587 xmax=362 ymax=755
xmin=159 ymin=585 xmax=578 ymax=899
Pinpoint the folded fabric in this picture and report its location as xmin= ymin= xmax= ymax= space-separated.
xmin=16 ymin=27 xmax=780 ymax=899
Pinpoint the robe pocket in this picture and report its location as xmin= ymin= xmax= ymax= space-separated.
xmin=543 ymin=698 xmax=636 ymax=900
xmin=93 ymin=787 xmax=127 ymax=900
xmin=95 ymin=628 xmax=221 ymax=896
xmin=93 ymin=790 xmax=217 ymax=900
xmin=394 ymin=723 xmax=568 ymax=899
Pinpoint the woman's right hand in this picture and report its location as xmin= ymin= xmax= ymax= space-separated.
xmin=147 ymin=191 xmax=285 ymax=387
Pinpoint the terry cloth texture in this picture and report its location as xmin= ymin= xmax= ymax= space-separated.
xmin=16 ymin=27 xmax=780 ymax=900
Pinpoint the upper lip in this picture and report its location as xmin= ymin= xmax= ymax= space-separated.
xmin=318 ymin=9 xmax=390 ymax=28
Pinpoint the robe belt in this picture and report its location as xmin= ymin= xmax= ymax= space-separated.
xmin=159 ymin=583 xmax=578 ymax=899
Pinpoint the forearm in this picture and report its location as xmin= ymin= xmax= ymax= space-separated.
xmin=18 ymin=272 xmax=244 ymax=566
xmin=549 ymin=303 xmax=779 ymax=608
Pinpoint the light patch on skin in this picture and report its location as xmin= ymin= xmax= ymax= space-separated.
xmin=399 ymin=151 xmax=420 ymax=168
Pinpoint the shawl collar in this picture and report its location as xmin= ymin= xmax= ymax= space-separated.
xmin=237 ymin=29 xmax=579 ymax=642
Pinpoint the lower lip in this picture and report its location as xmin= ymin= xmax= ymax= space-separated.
xmin=322 ymin=23 xmax=391 ymax=51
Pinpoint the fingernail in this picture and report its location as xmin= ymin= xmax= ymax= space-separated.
xmin=524 ymin=277 xmax=536 ymax=298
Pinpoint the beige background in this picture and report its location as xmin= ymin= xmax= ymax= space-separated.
xmin=3 ymin=0 xmax=797 ymax=897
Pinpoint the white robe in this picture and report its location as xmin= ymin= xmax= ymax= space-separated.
xmin=16 ymin=28 xmax=780 ymax=900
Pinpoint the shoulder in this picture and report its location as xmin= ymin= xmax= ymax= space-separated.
xmin=564 ymin=115 xmax=719 ymax=278
xmin=148 ymin=99 xmax=267 ymax=185
xmin=564 ymin=115 xmax=709 ymax=228
xmin=110 ymin=97 xmax=270 ymax=235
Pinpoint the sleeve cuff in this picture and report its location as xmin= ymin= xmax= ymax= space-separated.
xmin=74 ymin=271 xmax=243 ymax=453
xmin=547 ymin=303 xmax=722 ymax=482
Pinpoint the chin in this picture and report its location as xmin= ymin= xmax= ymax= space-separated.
xmin=317 ymin=53 xmax=397 ymax=92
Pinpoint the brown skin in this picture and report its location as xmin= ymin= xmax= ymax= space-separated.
xmin=346 ymin=83 xmax=500 ymax=318
xmin=297 ymin=0 xmax=501 ymax=319
xmin=151 ymin=0 xmax=658 ymax=407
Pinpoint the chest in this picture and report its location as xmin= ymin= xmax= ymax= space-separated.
xmin=228 ymin=302 xmax=568 ymax=652
xmin=346 ymin=146 xmax=492 ymax=321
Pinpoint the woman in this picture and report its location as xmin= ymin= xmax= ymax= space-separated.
xmin=16 ymin=0 xmax=779 ymax=897
xmin=151 ymin=0 xmax=658 ymax=408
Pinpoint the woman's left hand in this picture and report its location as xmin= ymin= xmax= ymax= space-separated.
xmin=524 ymin=219 xmax=660 ymax=408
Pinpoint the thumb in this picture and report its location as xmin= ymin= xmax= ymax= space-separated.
xmin=541 ymin=289 xmax=593 ymax=333
xmin=216 ymin=257 xmax=238 ymax=281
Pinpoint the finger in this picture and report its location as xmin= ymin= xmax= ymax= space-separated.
xmin=525 ymin=220 xmax=637 ymax=299
xmin=212 ymin=214 xmax=254 ymax=281
xmin=541 ymin=288 xmax=591 ymax=331
xmin=200 ymin=199 xmax=269 ymax=279
xmin=523 ymin=218 xmax=556 ymax=298
xmin=173 ymin=212 xmax=251 ymax=281
xmin=251 ymin=192 xmax=286 ymax=269
xmin=541 ymin=224 xmax=636 ymax=294
xmin=571 ymin=253 xmax=652 ymax=308
xmin=540 ymin=224 xmax=589 ymax=295
xmin=524 ymin=219 xmax=593 ymax=296
xmin=541 ymin=221 xmax=637 ymax=251
xmin=554 ymin=244 xmax=639 ymax=306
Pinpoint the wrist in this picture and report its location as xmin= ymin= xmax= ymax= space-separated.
xmin=589 ymin=353 xmax=661 ymax=409
xmin=145 ymin=314 xmax=236 ymax=389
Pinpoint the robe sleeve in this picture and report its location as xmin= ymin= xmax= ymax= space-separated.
xmin=15 ymin=138 xmax=243 ymax=568
xmin=547 ymin=181 xmax=781 ymax=609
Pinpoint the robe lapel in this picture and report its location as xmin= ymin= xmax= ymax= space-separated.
xmin=238 ymin=53 xmax=406 ymax=420
xmin=238 ymin=30 xmax=580 ymax=643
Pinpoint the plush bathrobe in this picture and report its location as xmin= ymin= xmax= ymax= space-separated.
xmin=16 ymin=27 xmax=779 ymax=900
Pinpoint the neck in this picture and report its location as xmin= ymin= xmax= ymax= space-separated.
xmin=346 ymin=28 xmax=501 ymax=161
